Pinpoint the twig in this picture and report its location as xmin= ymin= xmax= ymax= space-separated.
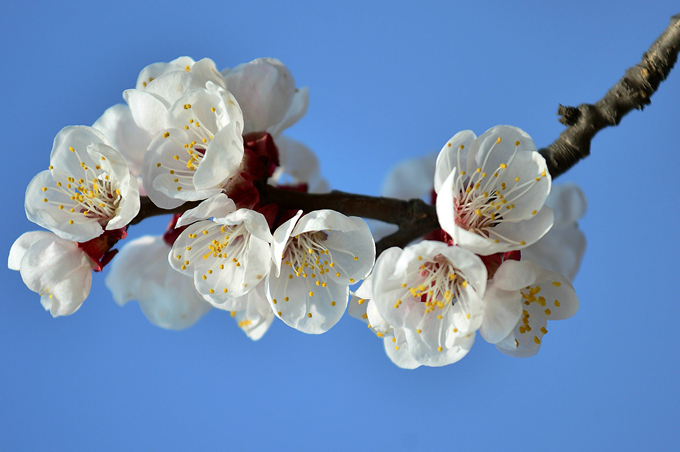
xmin=540 ymin=14 xmax=680 ymax=177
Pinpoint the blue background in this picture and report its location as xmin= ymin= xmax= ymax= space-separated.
xmin=2 ymin=1 xmax=679 ymax=450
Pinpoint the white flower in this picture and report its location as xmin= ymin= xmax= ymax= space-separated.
xmin=522 ymin=183 xmax=587 ymax=281
xmin=8 ymin=231 xmax=95 ymax=317
xmin=105 ymin=235 xmax=212 ymax=331
xmin=370 ymin=241 xmax=487 ymax=367
xmin=140 ymin=84 xmax=245 ymax=209
xmin=484 ymin=260 xmax=579 ymax=357
xmin=434 ymin=125 xmax=554 ymax=255
xmin=124 ymin=57 xmax=226 ymax=137
xmin=267 ymin=210 xmax=375 ymax=334
xmin=222 ymin=58 xmax=309 ymax=136
xmin=169 ymin=201 xmax=273 ymax=309
xmin=25 ymin=126 xmax=140 ymax=242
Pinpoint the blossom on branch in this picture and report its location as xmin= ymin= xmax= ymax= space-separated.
xmin=435 ymin=125 xmax=554 ymax=255
xmin=367 ymin=241 xmax=487 ymax=367
xmin=268 ymin=210 xmax=375 ymax=334
xmin=169 ymin=198 xmax=273 ymax=310
xmin=9 ymin=231 xmax=96 ymax=317
xmin=140 ymin=84 xmax=245 ymax=209
xmin=25 ymin=126 xmax=140 ymax=243
xmin=222 ymin=58 xmax=308 ymax=137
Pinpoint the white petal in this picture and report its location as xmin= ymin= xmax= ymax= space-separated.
xmin=123 ymin=89 xmax=169 ymax=136
xmin=383 ymin=152 xmax=438 ymax=200
xmin=194 ymin=120 xmax=244 ymax=190
xmin=267 ymin=86 xmax=309 ymax=136
xmin=177 ymin=194 xmax=237 ymax=226
xmin=274 ymin=135 xmax=320 ymax=185
xmin=271 ymin=210 xmax=303 ymax=277
xmin=405 ymin=322 xmax=475 ymax=367
xmin=434 ymin=130 xmax=476 ymax=193
xmin=347 ymin=294 xmax=369 ymax=324
xmin=479 ymin=284 xmax=523 ymax=344
xmin=224 ymin=58 xmax=301 ymax=134
xmin=383 ymin=332 xmax=421 ymax=369
xmin=8 ymin=231 xmax=55 ymax=270
xmin=25 ymin=170 xmax=104 ymax=242
xmin=522 ymin=225 xmax=586 ymax=281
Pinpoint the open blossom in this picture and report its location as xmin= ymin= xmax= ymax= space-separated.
xmin=222 ymin=58 xmax=308 ymax=136
xmin=105 ymin=232 xmax=212 ymax=331
xmin=435 ymin=125 xmax=553 ymax=255
xmin=25 ymin=126 xmax=140 ymax=242
xmin=369 ymin=241 xmax=487 ymax=367
xmin=124 ymin=57 xmax=226 ymax=137
xmin=484 ymin=260 xmax=579 ymax=357
xmin=141 ymin=84 xmax=245 ymax=209
xmin=169 ymin=196 xmax=273 ymax=310
xmin=9 ymin=231 xmax=96 ymax=317
xmin=267 ymin=210 xmax=375 ymax=334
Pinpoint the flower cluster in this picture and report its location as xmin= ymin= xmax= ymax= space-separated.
xmin=10 ymin=56 xmax=374 ymax=340
xmin=350 ymin=125 xmax=584 ymax=368
xmin=9 ymin=55 xmax=585 ymax=367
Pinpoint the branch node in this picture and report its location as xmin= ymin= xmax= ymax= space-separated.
xmin=557 ymin=104 xmax=580 ymax=126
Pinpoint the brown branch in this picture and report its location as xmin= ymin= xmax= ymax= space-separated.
xmin=540 ymin=13 xmax=680 ymax=178
xmin=260 ymin=186 xmax=439 ymax=255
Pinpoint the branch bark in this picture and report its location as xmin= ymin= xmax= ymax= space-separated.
xmin=539 ymin=13 xmax=680 ymax=177
xmin=259 ymin=186 xmax=439 ymax=255
xmin=130 ymin=14 xmax=680 ymax=255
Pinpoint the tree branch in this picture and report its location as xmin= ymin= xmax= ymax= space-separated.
xmin=540 ymin=13 xmax=680 ymax=178
xmin=259 ymin=186 xmax=439 ymax=255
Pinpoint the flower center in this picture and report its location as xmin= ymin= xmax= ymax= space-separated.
xmin=283 ymin=231 xmax=335 ymax=287
xmin=402 ymin=254 xmax=467 ymax=313
xmin=45 ymin=150 xmax=121 ymax=225
xmin=450 ymin=138 xmax=545 ymax=244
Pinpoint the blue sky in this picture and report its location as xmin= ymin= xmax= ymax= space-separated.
xmin=2 ymin=1 xmax=679 ymax=450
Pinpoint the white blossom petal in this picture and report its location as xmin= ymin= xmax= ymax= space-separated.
xmin=176 ymin=193 xmax=237 ymax=227
xmin=434 ymin=130 xmax=476 ymax=193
